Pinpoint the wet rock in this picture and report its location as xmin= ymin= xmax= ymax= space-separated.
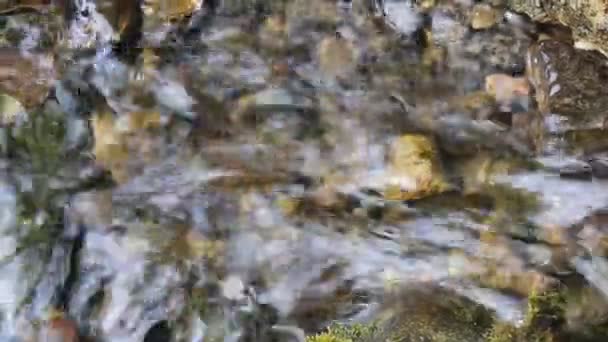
xmin=449 ymin=152 xmax=530 ymax=195
xmin=151 ymin=75 xmax=196 ymax=119
xmin=423 ymin=4 xmax=533 ymax=90
xmin=508 ymin=0 xmax=608 ymax=56
xmin=565 ymin=286 xmax=608 ymax=334
xmin=240 ymin=88 xmax=311 ymax=111
xmin=68 ymin=228 xmax=188 ymax=341
xmin=1 ymin=5 xmax=64 ymax=50
xmin=430 ymin=8 xmax=468 ymax=47
xmin=91 ymin=106 xmax=168 ymax=184
xmin=562 ymin=128 xmax=608 ymax=154
xmin=215 ymin=0 xmax=280 ymax=17
xmin=0 ymin=176 xmax=80 ymax=340
xmin=383 ymin=0 xmax=422 ymax=36
xmin=573 ymin=256 xmax=608 ymax=301
xmin=462 ymin=22 xmax=533 ymax=76
xmin=447 ymin=91 xmax=499 ymax=121
xmin=559 ymin=161 xmax=593 ymax=181
xmin=382 ymin=134 xmax=450 ymax=200
xmin=438 ymin=115 xmax=531 ymax=157
xmin=485 ymin=286 xmax=567 ymax=342
xmin=233 ymin=87 xmax=316 ymax=136
xmin=362 ymin=285 xmax=495 ymax=342
xmin=140 ymin=0 xmax=202 ymax=45
xmin=91 ymin=109 xmax=129 ymax=182
xmin=589 ymin=156 xmax=608 ymax=178
xmin=475 ymin=260 xmax=557 ymax=297
xmin=0 ymin=0 xmax=58 ymax=15
xmin=510 ymin=110 xmax=545 ymax=154
xmin=0 ymin=50 xmax=55 ymax=109
xmin=471 ymin=3 xmax=501 ymax=30
xmin=572 ymin=208 xmax=608 ymax=257
xmin=526 ymin=38 xmax=608 ymax=128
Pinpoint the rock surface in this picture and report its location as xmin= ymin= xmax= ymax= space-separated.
xmin=508 ymin=0 xmax=608 ymax=55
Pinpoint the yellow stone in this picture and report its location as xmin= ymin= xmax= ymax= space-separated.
xmin=276 ymin=195 xmax=300 ymax=216
xmin=91 ymin=110 xmax=130 ymax=183
xmin=470 ymin=4 xmax=500 ymax=30
xmin=143 ymin=0 xmax=200 ymax=20
xmin=418 ymin=0 xmax=436 ymax=11
xmin=384 ymin=134 xmax=448 ymax=200
xmin=128 ymin=110 xmax=162 ymax=131
xmin=186 ymin=230 xmax=225 ymax=260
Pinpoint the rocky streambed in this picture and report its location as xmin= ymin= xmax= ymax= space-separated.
xmin=1 ymin=0 xmax=608 ymax=341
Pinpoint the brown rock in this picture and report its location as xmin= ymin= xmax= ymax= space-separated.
xmin=526 ymin=39 xmax=608 ymax=124
xmin=509 ymin=0 xmax=608 ymax=56
xmin=40 ymin=317 xmax=79 ymax=342
xmin=0 ymin=49 xmax=55 ymax=110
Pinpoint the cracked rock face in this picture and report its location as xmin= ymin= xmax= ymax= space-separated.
xmin=508 ymin=0 xmax=608 ymax=55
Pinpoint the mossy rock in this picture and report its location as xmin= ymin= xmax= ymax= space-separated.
xmin=486 ymin=287 xmax=566 ymax=342
xmin=307 ymin=285 xmax=583 ymax=342
xmin=307 ymin=323 xmax=378 ymax=342
xmin=313 ymin=286 xmax=495 ymax=342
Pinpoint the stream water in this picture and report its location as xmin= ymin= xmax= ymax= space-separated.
xmin=1 ymin=0 xmax=608 ymax=341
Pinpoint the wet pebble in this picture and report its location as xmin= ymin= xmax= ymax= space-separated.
xmin=470 ymin=4 xmax=500 ymax=30
xmin=588 ymin=157 xmax=608 ymax=179
xmin=559 ymin=161 xmax=592 ymax=181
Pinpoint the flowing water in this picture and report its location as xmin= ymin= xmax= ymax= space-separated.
xmin=0 ymin=0 xmax=608 ymax=341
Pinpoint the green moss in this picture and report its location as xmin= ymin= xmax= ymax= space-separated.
xmin=322 ymin=287 xmax=568 ymax=342
xmin=336 ymin=287 xmax=496 ymax=342
xmin=306 ymin=323 xmax=377 ymax=342
xmin=526 ymin=288 xmax=566 ymax=329
xmin=307 ymin=332 xmax=351 ymax=342
xmin=11 ymin=110 xmax=67 ymax=175
xmin=485 ymin=287 xmax=566 ymax=342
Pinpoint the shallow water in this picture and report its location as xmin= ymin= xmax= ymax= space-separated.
xmin=0 ymin=0 xmax=608 ymax=341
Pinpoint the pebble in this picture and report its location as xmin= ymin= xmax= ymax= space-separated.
xmin=559 ymin=161 xmax=593 ymax=181
xmin=589 ymin=157 xmax=608 ymax=179
xmin=470 ymin=4 xmax=500 ymax=30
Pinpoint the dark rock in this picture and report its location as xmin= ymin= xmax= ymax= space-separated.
xmin=589 ymin=157 xmax=608 ymax=179
xmin=559 ymin=161 xmax=592 ymax=180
